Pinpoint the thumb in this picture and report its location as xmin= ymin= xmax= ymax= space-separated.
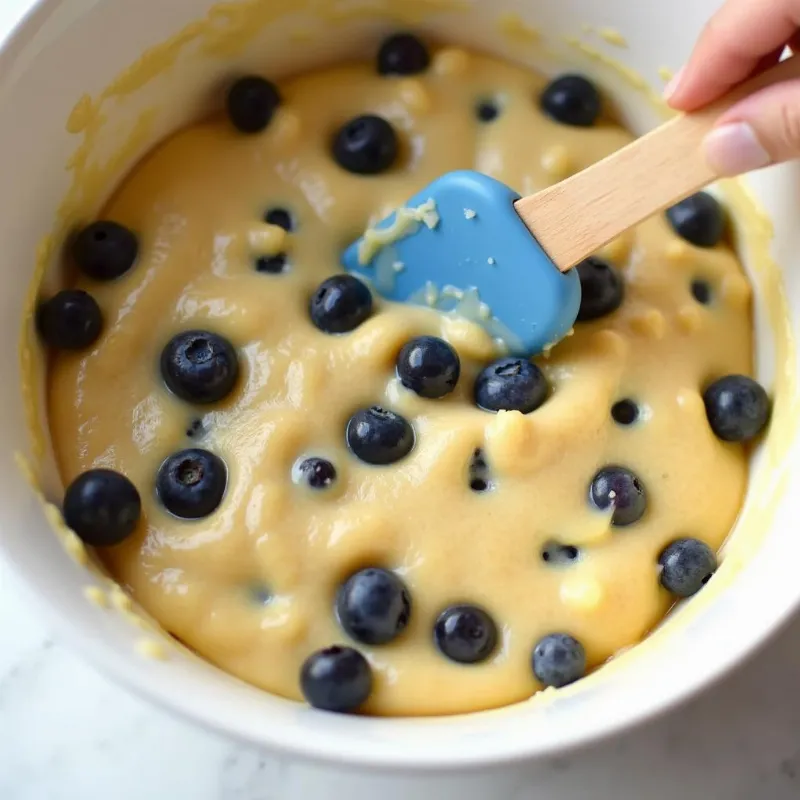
xmin=704 ymin=78 xmax=800 ymax=176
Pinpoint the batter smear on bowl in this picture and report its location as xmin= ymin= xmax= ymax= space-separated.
xmin=41 ymin=34 xmax=771 ymax=716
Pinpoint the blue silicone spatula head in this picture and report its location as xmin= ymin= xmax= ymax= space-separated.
xmin=341 ymin=170 xmax=581 ymax=356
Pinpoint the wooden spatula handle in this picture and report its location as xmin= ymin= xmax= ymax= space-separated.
xmin=516 ymin=55 xmax=800 ymax=272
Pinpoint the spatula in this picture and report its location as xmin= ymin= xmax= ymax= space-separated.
xmin=342 ymin=55 xmax=800 ymax=356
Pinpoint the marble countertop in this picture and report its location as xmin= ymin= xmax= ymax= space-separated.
xmin=4 ymin=552 xmax=800 ymax=799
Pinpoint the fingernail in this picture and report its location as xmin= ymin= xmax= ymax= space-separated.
xmin=704 ymin=122 xmax=772 ymax=176
xmin=663 ymin=66 xmax=685 ymax=101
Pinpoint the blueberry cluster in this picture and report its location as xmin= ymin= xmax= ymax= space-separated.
xmin=37 ymin=219 xmax=238 ymax=542
xmin=60 ymin=327 xmax=239 ymax=545
xmin=302 ymin=527 xmax=726 ymax=713
xmin=37 ymin=221 xmax=138 ymax=351
xmin=606 ymin=374 xmax=770 ymax=445
xmin=300 ymin=564 xmax=588 ymax=713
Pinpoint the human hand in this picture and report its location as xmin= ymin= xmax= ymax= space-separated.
xmin=666 ymin=0 xmax=800 ymax=175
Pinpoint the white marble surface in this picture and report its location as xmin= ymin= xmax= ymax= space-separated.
xmin=4 ymin=553 xmax=800 ymax=799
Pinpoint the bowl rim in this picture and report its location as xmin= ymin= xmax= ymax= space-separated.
xmin=8 ymin=537 xmax=798 ymax=771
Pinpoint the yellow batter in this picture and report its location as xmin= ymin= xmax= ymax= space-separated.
xmin=46 ymin=44 xmax=753 ymax=716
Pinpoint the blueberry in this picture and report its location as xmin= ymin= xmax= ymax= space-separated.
xmin=666 ymin=192 xmax=726 ymax=248
xmin=575 ymin=257 xmax=624 ymax=322
xmin=300 ymin=646 xmax=372 ymax=712
xmin=540 ymin=75 xmax=601 ymax=127
xmin=332 ymin=115 xmax=399 ymax=175
xmin=72 ymin=221 xmax=139 ymax=280
xmin=474 ymin=357 xmax=549 ymax=414
xmin=295 ymin=457 xmax=337 ymax=489
xmin=377 ymin=33 xmax=430 ymax=76
xmin=264 ymin=207 xmax=294 ymax=231
xmin=541 ymin=542 xmax=580 ymax=565
xmin=691 ymin=279 xmax=712 ymax=305
xmin=703 ymin=375 xmax=770 ymax=442
xmin=532 ymin=633 xmax=586 ymax=688
xmin=156 ymin=448 xmax=227 ymax=520
xmin=397 ymin=336 xmax=460 ymax=399
xmin=310 ymin=275 xmax=373 ymax=334
xmin=226 ymin=76 xmax=281 ymax=133
xmin=434 ymin=604 xmax=498 ymax=664
xmin=468 ymin=448 xmax=493 ymax=493
xmin=589 ymin=465 xmax=647 ymax=526
xmin=63 ymin=469 xmax=141 ymax=547
xmin=659 ymin=538 xmax=717 ymax=597
xmin=476 ymin=100 xmax=500 ymax=122
xmin=161 ymin=330 xmax=239 ymax=404
xmin=611 ymin=399 xmax=639 ymax=426
xmin=346 ymin=406 xmax=415 ymax=465
xmin=255 ymin=253 xmax=288 ymax=274
xmin=37 ymin=290 xmax=103 ymax=350
xmin=336 ymin=567 xmax=411 ymax=645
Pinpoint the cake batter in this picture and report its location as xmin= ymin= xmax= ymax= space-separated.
xmin=42 ymin=35 xmax=768 ymax=716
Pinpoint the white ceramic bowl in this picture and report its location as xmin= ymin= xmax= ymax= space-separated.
xmin=3 ymin=0 xmax=800 ymax=797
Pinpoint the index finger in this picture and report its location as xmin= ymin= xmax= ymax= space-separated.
xmin=668 ymin=0 xmax=800 ymax=110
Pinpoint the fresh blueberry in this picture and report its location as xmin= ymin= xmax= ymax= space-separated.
xmin=532 ymin=633 xmax=586 ymax=688
xmin=611 ymin=399 xmax=639 ymax=426
xmin=476 ymin=100 xmax=500 ymax=122
xmin=659 ymin=538 xmax=717 ymax=597
xmin=541 ymin=542 xmax=580 ymax=565
xmin=468 ymin=448 xmax=493 ymax=492
xmin=346 ymin=406 xmax=415 ymax=465
xmin=434 ymin=604 xmax=498 ymax=664
xmin=310 ymin=275 xmax=373 ymax=334
xmin=295 ymin=457 xmax=337 ymax=489
xmin=691 ymin=279 xmax=712 ymax=305
xmin=377 ymin=33 xmax=430 ymax=76
xmin=397 ymin=336 xmax=460 ymax=399
xmin=72 ymin=221 xmax=139 ymax=281
xmin=336 ymin=567 xmax=411 ymax=645
xmin=226 ymin=76 xmax=281 ymax=133
xmin=63 ymin=469 xmax=141 ymax=547
xmin=300 ymin=646 xmax=372 ymax=712
xmin=156 ymin=448 xmax=227 ymax=520
xmin=703 ymin=375 xmax=770 ymax=442
xmin=666 ymin=192 xmax=726 ymax=248
xmin=576 ymin=257 xmax=624 ymax=322
xmin=540 ymin=75 xmax=601 ymax=127
xmin=474 ymin=357 xmax=549 ymax=414
xmin=589 ymin=466 xmax=647 ymax=526
xmin=161 ymin=330 xmax=239 ymax=404
xmin=264 ymin=207 xmax=294 ymax=231
xmin=37 ymin=290 xmax=103 ymax=350
xmin=332 ymin=115 xmax=399 ymax=175
xmin=255 ymin=253 xmax=288 ymax=274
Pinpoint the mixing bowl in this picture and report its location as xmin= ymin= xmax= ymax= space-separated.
xmin=1 ymin=0 xmax=799 ymax=797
